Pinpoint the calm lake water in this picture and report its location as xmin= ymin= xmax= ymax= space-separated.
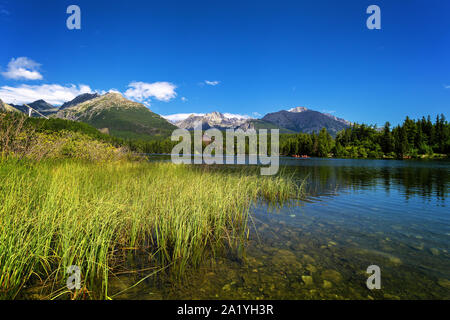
xmin=111 ymin=157 xmax=450 ymax=300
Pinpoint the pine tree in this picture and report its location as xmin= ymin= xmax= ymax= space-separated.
xmin=381 ymin=122 xmax=394 ymax=154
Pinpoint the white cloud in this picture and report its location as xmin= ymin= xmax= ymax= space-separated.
xmin=162 ymin=113 xmax=204 ymax=123
xmin=162 ymin=112 xmax=252 ymax=123
xmin=1 ymin=57 xmax=43 ymax=80
xmin=181 ymin=97 xmax=188 ymax=102
xmin=0 ymin=83 xmax=92 ymax=105
xmin=223 ymin=113 xmax=251 ymax=120
xmin=204 ymin=80 xmax=220 ymax=86
xmin=445 ymin=85 xmax=450 ymax=89
xmin=124 ymin=81 xmax=177 ymax=106
xmin=99 ymin=88 xmax=121 ymax=95
xmin=252 ymin=112 xmax=262 ymax=118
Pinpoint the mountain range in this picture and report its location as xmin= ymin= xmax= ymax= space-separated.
xmin=174 ymin=112 xmax=249 ymax=130
xmin=1 ymin=93 xmax=352 ymax=140
xmin=168 ymin=107 xmax=351 ymax=135
xmin=59 ymin=93 xmax=101 ymax=110
xmin=260 ymin=107 xmax=351 ymax=135
xmin=55 ymin=93 xmax=176 ymax=140
xmin=11 ymin=99 xmax=60 ymax=116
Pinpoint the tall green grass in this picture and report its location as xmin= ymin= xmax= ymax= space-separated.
xmin=0 ymin=159 xmax=302 ymax=299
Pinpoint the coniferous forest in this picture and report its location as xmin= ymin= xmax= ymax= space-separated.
xmin=131 ymin=114 xmax=450 ymax=159
xmin=280 ymin=114 xmax=449 ymax=159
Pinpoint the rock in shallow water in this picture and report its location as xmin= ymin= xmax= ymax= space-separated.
xmin=430 ymin=248 xmax=440 ymax=256
xmin=321 ymin=270 xmax=343 ymax=283
xmin=272 ymin=249 xmax=301 ymax=269
xmin=302 ymin=275 xmax=314 ymax=287
xmin=302 ymin=254 xmax=315 ymax=263
xmin=222 ymin=283 xmax=234 ymax=291
xmin=437 ymin=278 xmax=450 ymax=289
xmin=389 ymin=256 xmax=402 ymax=265
xmin=306 ymin=264 xmax=317 ymax=274
xmin=322 ymin=280 xmax=333 ymax=289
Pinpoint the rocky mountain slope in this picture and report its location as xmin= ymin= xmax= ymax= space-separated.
xmin=0 ymin=99 xmax=21 ymax=113
xmin=27 ymin=99 xmax=55 ymax=111
xmin=175 ymin=112 xmax=249 ymax=130
xmin=262 ymin=107 xmax=351 ymax=135
xmin=10 ymin=99 xmax=60 ymax=117
xmin=55 ymin=92 xmax=177 ymax=140
xmin=237 ymin=119 xmax=296 ymax=133
xmin=59 ymin=93 xmax=100 ymax=110
xmin=170 ymin=107 xmax=351 ymax=135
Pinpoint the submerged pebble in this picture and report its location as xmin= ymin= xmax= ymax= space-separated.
xmin=222 ymin=283 xmax=232 ymax=291
xmin=321 ymin=270 xmax=343 ymax=283
xmin=302 ymin=254 xmax=315 ymax=263
xmin=306 ymin=264 xmax=317 ymax=273
xmin=322 ymin=280 xmax=333 ymax=289
xmin=389 ymin=256 xmax=402 ymax=265
xmin=430 ymin=248 xmax=440 ymax=256
xmin=302 ymin=275 xmax=314 ymax=287
xmin=437 ymin=279 xmax=450 ymax=289
xmin=272 ymin=249 xmax=300 ymax=268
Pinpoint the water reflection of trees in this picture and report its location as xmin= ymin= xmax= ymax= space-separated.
xmin=284 ymin=163 xmax=448 ymax=202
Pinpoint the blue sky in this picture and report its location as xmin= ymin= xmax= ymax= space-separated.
xmin=1 ymin=0 xmax=449 ymax=125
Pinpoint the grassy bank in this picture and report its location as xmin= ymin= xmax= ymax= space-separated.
xmin=0 ymin=159 xmax=302 ymax=299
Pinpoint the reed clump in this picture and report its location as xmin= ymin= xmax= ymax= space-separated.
xmin=0 ymin=159 xmax=302 ymax=299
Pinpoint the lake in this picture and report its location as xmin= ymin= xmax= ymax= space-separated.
xmin=110 ymin=157 xmax=450 ymax=299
